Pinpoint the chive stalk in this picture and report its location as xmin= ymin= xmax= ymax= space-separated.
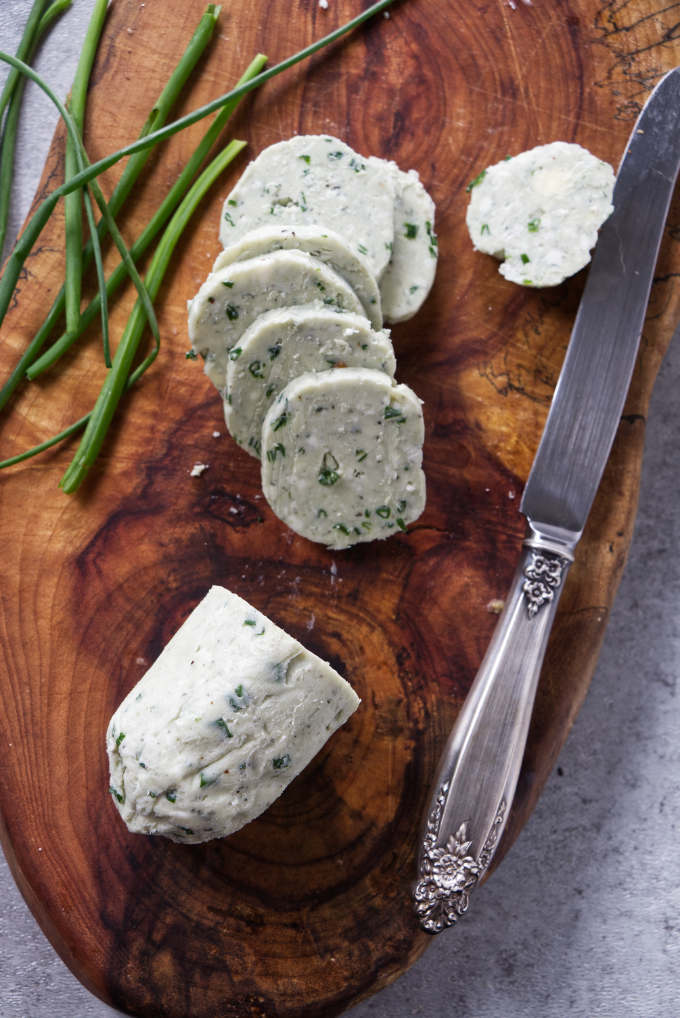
xmin=0 ymin=0 xmax=397 ymax=336
xmin=0 ymin=0 xmax=50 ymax=124
xmin=63 ymin=0 xmax=109 ymax=346
xmin=0 ymin=0 xmax=72 ymax=256
xmin=59 ymin=140 xmax=246 ymax=492
xmin=0 ymin=4 xmax=226 ymax=406
xmin=28 ymin=52 xmax=267 ymax=380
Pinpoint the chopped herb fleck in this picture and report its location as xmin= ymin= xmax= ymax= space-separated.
xmin=528 ymin=218 xmax=541 ymax=232
xmin=226 ymin=303 xmax=239 ymax=321
xmin=227 ymin=198 xmax=238 ymax=207
xmin=248 ymin=360 xmax=265 ymax=378
xmin=267 ymin=442 xmax=286 ymax=462
xmin=115 ymin=731 xmax=126 ymax=749
xmin=178 ymin=827 xmax=194 ymax=836
xmin=235 ymin=684 xmax=243 ymax=697
xmin=299 ymin=154 xmax=311 ymax=164
xmin=229 ymin=346 xmax=242 ymax=360
xmin=185 ymin=349 xmax=198 ymax=360
xmin=466 ymin=169 xmax=486 ymax=192
xmin=200 ymin=772 xmax=217 ymax=788
xmin=521 ymin=253 xmax=530 ymax=264
xmin=243 ymin=618 xmax=257 ymax=627
xmin=396 ymin=517 xmax=407 ymax=531
xmin=355 ymin=449 xmax=367 ymax=462
xmin=318 ymin=451 xmax=340 ymax=486
xmin=215 ymin=718 xmax=233 ymax=738
xmin=248 ymin=436 xmax=261 ymax=455
xmin=273 ymin=754 xmax=292 ymax=769
xmin=109 ymin=786 xmax=125 ymax=804
xmin=328 ymin=151 xmax=344 ymax=160
xmin=333 ymin=523 xmax=350 ymax=535
xmin=480 ymin=223 xmax=490 ymax=235
xmin=165 ymin=789 xmax=177 ymax=803
xmin=268 ymin=343 xmax=281 ymax=360
xmin=404 ymin=222 xmax=418 ymax=239
xmin=265 ymin=384 xmax=276 ymax=398
xmin=272 ymin=660 xmax=290 ymax=683
xmin=222 ymin=280 xmax=234 ymax=288
xmin=317 ymin=508 xmax=328 ymax=518
xmin=384 ymin=404 xmax=406 ymax=423
xmin=426 ymin=219 xmax=438 ymax=257
xmin=376 ymin=505 xmax=391 ymax=518
xmin=223 ymin=211 xmax=235 ymax=226
xmin=272 ymin=411 xmax=289 ymax=431
xmin=357 ymin=243 xmax=368 ymax=255
xmin=397 ymin=499 xmax=407 ymax=512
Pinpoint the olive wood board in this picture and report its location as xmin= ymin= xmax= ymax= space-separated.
xmin=1 ymin=1 xmax=679 ymax=1016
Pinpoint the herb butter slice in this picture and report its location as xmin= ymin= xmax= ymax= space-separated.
xmin=213 ymin=224 xmax=383 ymax=329
xmin=368 ymin=158 xmax=438 ymax=323
xmin=466 ymin=141 xmax=615 ymax=287
xmin=218 ymin=135 xmax=396 ymax=279
xmin=261 ymin=367 xmax=426 ymax=549
xmin=188 ymin=249 xmax=364 ymax=391
xmin=225 ymin=307 xmax=396 ymax=459
xmin=106 ymin=585 xmax=360 ymax=844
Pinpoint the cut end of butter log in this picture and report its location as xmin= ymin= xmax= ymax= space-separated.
xmin=106 ymin=587 xmax=360 ymax=844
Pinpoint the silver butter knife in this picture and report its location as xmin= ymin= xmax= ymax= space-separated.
xmin=414 ymin=66 xmax=680 ymax=935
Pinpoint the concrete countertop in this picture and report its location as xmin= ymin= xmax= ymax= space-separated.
xmin=1 ymin=3 xmax=678 ymax=1016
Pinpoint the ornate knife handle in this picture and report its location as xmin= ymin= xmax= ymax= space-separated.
xmin=414 ymin=529 xmax=574 ymax=934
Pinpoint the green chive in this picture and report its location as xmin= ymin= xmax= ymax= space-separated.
xmin=56 ymin=141 xmax=246 ymax=492
xmin=466 ymin=169 xmax=486 ymax=192
xmin=0 ymin=0 xmax=70 ymax=256
xmin=63 ymin=0 xmax=109 ymax=349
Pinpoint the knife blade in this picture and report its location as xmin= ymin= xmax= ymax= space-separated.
xmin=414 ymin=66 xmax=680 ymax=935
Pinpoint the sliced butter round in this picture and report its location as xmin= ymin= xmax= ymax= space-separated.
xmin=188 ymin=249 xmax=364 ymax=392
xmin=213 ymin=224 xmax=383 ymax=329
xmin=368 ymin=158 xmax=438 ymax=323
xmin=225 ymin=307 xmax=396 ymax=459
xmin=218 ymin=135 xmax=396 ymax=279
xmin=466 ymin=141 xmax=615 ymax=287
xmin=260 ymin=367 xmax=426 ymax=550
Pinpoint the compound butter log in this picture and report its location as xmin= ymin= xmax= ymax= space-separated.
xmin=0 ymin=1 xmax=678 ymax=1016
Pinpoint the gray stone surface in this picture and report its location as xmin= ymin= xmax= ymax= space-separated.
xmin=1 ymin=2 xmax=678 ymax=1016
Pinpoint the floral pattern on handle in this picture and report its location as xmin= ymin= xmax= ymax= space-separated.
xmin=522 ymin=549 xmax=569 ymax=618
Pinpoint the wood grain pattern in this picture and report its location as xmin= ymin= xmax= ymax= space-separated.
xmin=1 ymin=1 xmax=679 ymax=1015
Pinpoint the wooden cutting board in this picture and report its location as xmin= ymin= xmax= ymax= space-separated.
xmin=1 ymin=1 xmax=679 ymax=1015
